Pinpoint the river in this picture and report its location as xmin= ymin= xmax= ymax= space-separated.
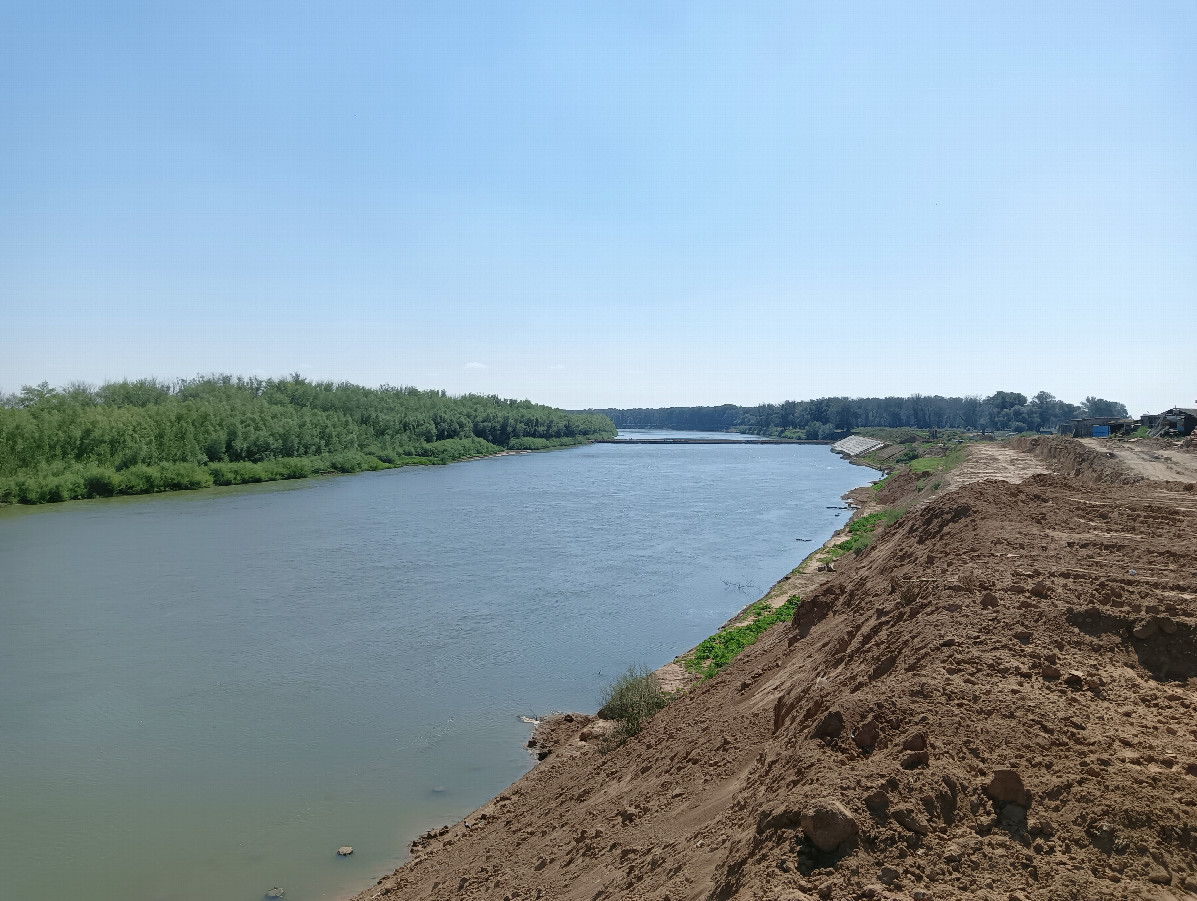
xmin=0 ymin=434 xmax=871 ymax=901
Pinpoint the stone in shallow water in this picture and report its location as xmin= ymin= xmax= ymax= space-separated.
xmin=337 ymin=846 xmax=354 ymax=856
xmin=265 ymin=889 xmax=284 ymax=899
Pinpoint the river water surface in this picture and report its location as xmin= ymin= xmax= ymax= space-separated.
xmin=0 ymin=435 xmax=871 ymax=901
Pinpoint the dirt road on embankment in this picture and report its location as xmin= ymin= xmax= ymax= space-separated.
xmin=355 ymin=441 xmax=1197 ymax=901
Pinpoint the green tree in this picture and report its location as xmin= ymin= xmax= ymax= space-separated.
xmin=1082 ymin=397 xmax=1129 ymax=418
xmin=0 ymin=375 xmax=616 ymax=504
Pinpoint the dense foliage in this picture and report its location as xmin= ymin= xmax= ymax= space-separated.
xmin=589 ymin=391 xmax=1129 ymax=439
xmin=0 ymin=376 xmax=615 ymax=504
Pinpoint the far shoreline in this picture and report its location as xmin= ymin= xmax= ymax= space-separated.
xmin=0 ymin=437 xmax=607 ymax=511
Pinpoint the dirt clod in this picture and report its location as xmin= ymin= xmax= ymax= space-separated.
xmin=812 ymin=710 xmax=845 ymax=739
xmin=853 ymin=718 xmax=880 ymax=749
xmin=986 ymin=769 xmax=1032 ymax=807
xmin=892 ymin=806 xmax=930 ymax=835
xmin=800 ymin=800 xmax=859 ymax=852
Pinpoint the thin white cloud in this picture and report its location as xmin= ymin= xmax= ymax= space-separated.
xmin=548 ymin=364 xmax=566 ymax=371
xmin=465 ymin=361 xmax=487 ymax=370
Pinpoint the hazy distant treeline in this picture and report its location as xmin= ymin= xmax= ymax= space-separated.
xmin=0 ymin=376 xmax=616 ymax=504
xmin=587 ymin=391 xmax=1129 ymax=440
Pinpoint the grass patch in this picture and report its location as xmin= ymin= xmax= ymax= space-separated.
xmin=684 ymin=594 xmax=802 ymax=679
xmin=908 ymin=443 xmax=968 ymax=474
xmin=820 ymin=508 xmax=903 ymax=561
xmin=598 ymin=664 xmax=670 ymax=751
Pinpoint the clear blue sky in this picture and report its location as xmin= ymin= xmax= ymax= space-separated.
xmin=2 ymin=2 xmax=1194 ymax=415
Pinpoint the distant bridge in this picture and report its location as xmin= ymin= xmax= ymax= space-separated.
xmin=594 ymin=438 xmax=832 ymax=445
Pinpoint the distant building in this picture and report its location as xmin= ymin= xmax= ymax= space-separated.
xmin=1148 ymin=408 xmax=1197 ymax=437
xmin=1062 ymin=417 xmax=1137 ymax=438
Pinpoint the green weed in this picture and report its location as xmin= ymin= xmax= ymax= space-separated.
xmin=598 ymin=664 xmax=670 ymax=750
xmin=684 ymin=595 xmax=802 ymax=679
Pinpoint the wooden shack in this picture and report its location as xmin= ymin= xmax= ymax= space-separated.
xmin=1148 ymin=408 xmax=1197 ymax=437
xmin=1066 ymin=417 xmax=1137 ymax=438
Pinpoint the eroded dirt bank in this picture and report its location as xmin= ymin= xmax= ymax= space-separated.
xmin=356 ymin=460 xmax=1197 ymax=901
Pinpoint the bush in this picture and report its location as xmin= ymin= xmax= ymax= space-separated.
xmin=111 ymin=462 xmax=212 ymax=496
xmin=259 ymin=457 xmax=312 ymax=480
xmin=508 ymin=436 xmax=549 ymax=451
xmin=159 ymin=462 xmax=213 ymax=491
xmin=13 ymin=477 xmax=37 ymax=503
xmin=83 ymin=468 xmax=118 ymax=497
xmin=365 ymin=446 xmax=396 ymax=464
xmin=54 ymin=470 xmax=85 ymax=501
xmin=597 ymin=664 xmax=669 ymax=750
xmin=26 ymin=476 xmax=61 ymax=503
xmin=320 ymin=451 xmax=388 ymax=473
xmin=208 ymin=461 xmax=266 ymax=485
xmin=116 ymin=464 xmax=162 ymax=495
xmin=2 ymin=472 xmax=87 ymax=503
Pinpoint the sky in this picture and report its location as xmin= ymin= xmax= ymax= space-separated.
xmin=1 ymin=2 xmax=1194 ymax=415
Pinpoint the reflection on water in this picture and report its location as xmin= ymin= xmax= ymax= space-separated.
xmin=0 ymin=435 xmax=871 ymax=901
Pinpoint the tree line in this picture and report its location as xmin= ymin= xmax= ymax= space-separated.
xmin=0 ymin=375 xmax=616 ymax=504
xmin=586 ymin=391 xmax=1129 ymax=440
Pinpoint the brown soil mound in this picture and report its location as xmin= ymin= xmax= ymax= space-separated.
xmin=938 ymin=443 xmax=1050 ymax=494
xmin=356 ymin=474 xmax=1197 ymax=901
xmin=875 ymin=468 xmax=922 ymax=505
xmin=1011 ymin=436 xmax=1142 ymax=486
xmin=1078 ymin=439 xmax=1197 ymax=484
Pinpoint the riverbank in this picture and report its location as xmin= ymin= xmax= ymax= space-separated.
xmin=0 ymin=435 xmax=605 ymax=507
xmin=352 ymin=439 xmax=1197 ymax=901
xmin=0 ymin=376 xmax=618 ymax=507
xmin=656 ymin=475 xmax=886 ymax=693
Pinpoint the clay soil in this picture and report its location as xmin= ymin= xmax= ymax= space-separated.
xmin=354 ymin=445 xmax=1197 ymax=901
xmin=1077 ymin=439 xmax=1197 ymax=484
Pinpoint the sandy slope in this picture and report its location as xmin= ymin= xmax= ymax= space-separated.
xmin=354 ymin=445 xmax=1197 ymax=901
xmin=939 ymin=443 xmax=1050 ymax=492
